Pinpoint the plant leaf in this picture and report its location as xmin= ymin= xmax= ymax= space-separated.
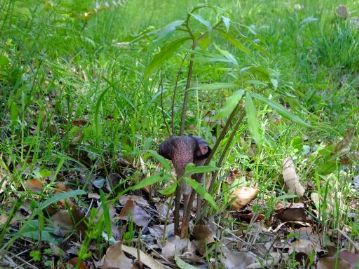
xmin=215 ymin=45 xmax=238 ymax=66
xmin=190 ymin=13 xmax=211 ymax=31
xmin=184 ymin=177 xmax=218 ymax=210
xmin=192 ymin=82 xmax=238 ymax=91
xmin=39 ymin=189 xmax=86 ymax=210
xmin=148 ymin=150 xmax=172 ymax=170
xmin=131 ymin=174 xmax=169 ymax=191
xmin=100 ymin=190 xmax=112 ymax=238
xmin=144 ymin=37 xmax=190 ymax=79
xmin=217 ymin=89 xmax=244 ymax=119
xmin=218 ymin=30 xmax=251 ymax=55
xmin=184 ymin=163 xmax=218 ymax=176
xmin=252 ymin=93 xmax=311 ymax=127
xmin=159 ymin=181 xmax=178 ymax=196
xmin=155 ymin=20 xmax=184 ymax=42
xmin=245 ymin=93 xmax=262 ymax=145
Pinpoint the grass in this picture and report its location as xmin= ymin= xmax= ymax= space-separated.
xmin=0 ymin=0 xmax=358 ymax=267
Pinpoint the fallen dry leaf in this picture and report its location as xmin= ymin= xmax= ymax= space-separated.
xmin=120 ymin=195 xmax=149 ymax=207
xmin=102 ymin=242 xmax=133 ymax=269
xmin=275 ymin=202 xmax=310 ymax=222
xmin=24 ymin=179 xmax=44 ymax=192
xmin=192 ymin=223 xmax=215 ymax=255
xmin=0 ymin=214 xmax=8 ymax=224
xmin=51 ymin=209 xmax=74 ymax=232
xmin=247 ymin=252 xmax=282 ymax=268
xmin=230 ymin=186 xmax=258 ymax=210
xmin=317 ymin=256 xmax=352 ymax=269
xmin=122 ymin=244 xmax=165 ymax=269
xmin=161 ymin=236 xmax=190 ymax=260
xmin=118 ymin=199 xmax=151 ymax=227
xmin=290 ymin=239 xmax=321 ymax=255
xmin=68 ymin=257 xmax=88 ymax=269
xmin=221 ymin=246 xmax=257 ymax=269
xmin=282 ymin=158 xmax=305 ymax=197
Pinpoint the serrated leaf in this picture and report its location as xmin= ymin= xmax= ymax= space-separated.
xmin=184 ymin=163 xmax=218 ymax=176
xmin=184 ymin=177 xmax=218 ymax=210
xmin=39 ymin=189 xmax=86 ymax=210
xmin=245 ymin=93 xmax=262 ymax=145
xmin=217 ymin=90 xmax=244 ymax=119
xmin=252 ymin=93 xmax=311 ymax=127
xmin=192 ymin=82 xmax=238 ymax=91
xmin=190 ymin=13 xmax=211 ymax=30
xmin=155 ymin=20 xmax=184 ymax=42
xmin=175 ymin=256 xmax=197 ymax=269
xmin=144 ymin=37 xmax=190 ymax=79
xmin=131 ymin=174 xmax=169 ymax=191
xmin=218 ymin=30 xmax=251 ymax=55
xmin=215 ymin=45 xmax=238 ymax=66
xmin=240 ymin=66 xmax=271 ymax=80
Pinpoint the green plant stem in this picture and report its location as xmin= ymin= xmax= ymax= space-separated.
xmin=205 ymin=101 xmax=242 ymax=165
xmin=174 ymin=180 xmax=182 ymax=235
xmin=171 ymin=54 xmax=188 ymax=135
xmin=159 ymin=73 xmax=171 ymax=136
xmin=179 ymin=40 xmax=196 ymax=135
xmin=209 ymin=106 xmax=245 ymax=194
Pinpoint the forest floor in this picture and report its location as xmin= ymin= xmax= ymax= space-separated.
xmin=0 ymin=0 xmax=358 ymax=268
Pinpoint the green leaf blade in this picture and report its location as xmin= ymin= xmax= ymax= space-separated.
xmin=245 ymin=93 xmax=263 ymax=146
xmin=144 ymin=37 xmax=190 ymax=79
xmin=184 ymin=177 xmax=218 ymax=211
xmin=252 ymin=93 xmax=311 ymax=127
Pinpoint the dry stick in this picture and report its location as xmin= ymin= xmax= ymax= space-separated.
xmin=181 ymin=103 xmax=243 ymax=235
xmin=171 ymin=54 xmax=188 ymax=135
xmin=159 ymin=74 xmax=171 ymax=136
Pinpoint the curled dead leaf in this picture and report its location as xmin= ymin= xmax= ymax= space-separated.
xmin=275 ymin=202 xmax=310 ymax=223
xmin=118 ymin=199 xmax=151 ymax=227
xmin=122 ymin=245 xmax=165 ymax=269
xmin=24 ymin=179 xmax=44 ymax=192
xmin=282 ymin=158 xmax=305 ymax=197
xmin=161 ymin=236 xmax=189 ymax=260
xmin=68 ymin=257 xmax=88 ymax=269
xmin=102 ymin=242 xmax=133 ymax=269
xmin=230 ymin=186 xmax=258 ymax=210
